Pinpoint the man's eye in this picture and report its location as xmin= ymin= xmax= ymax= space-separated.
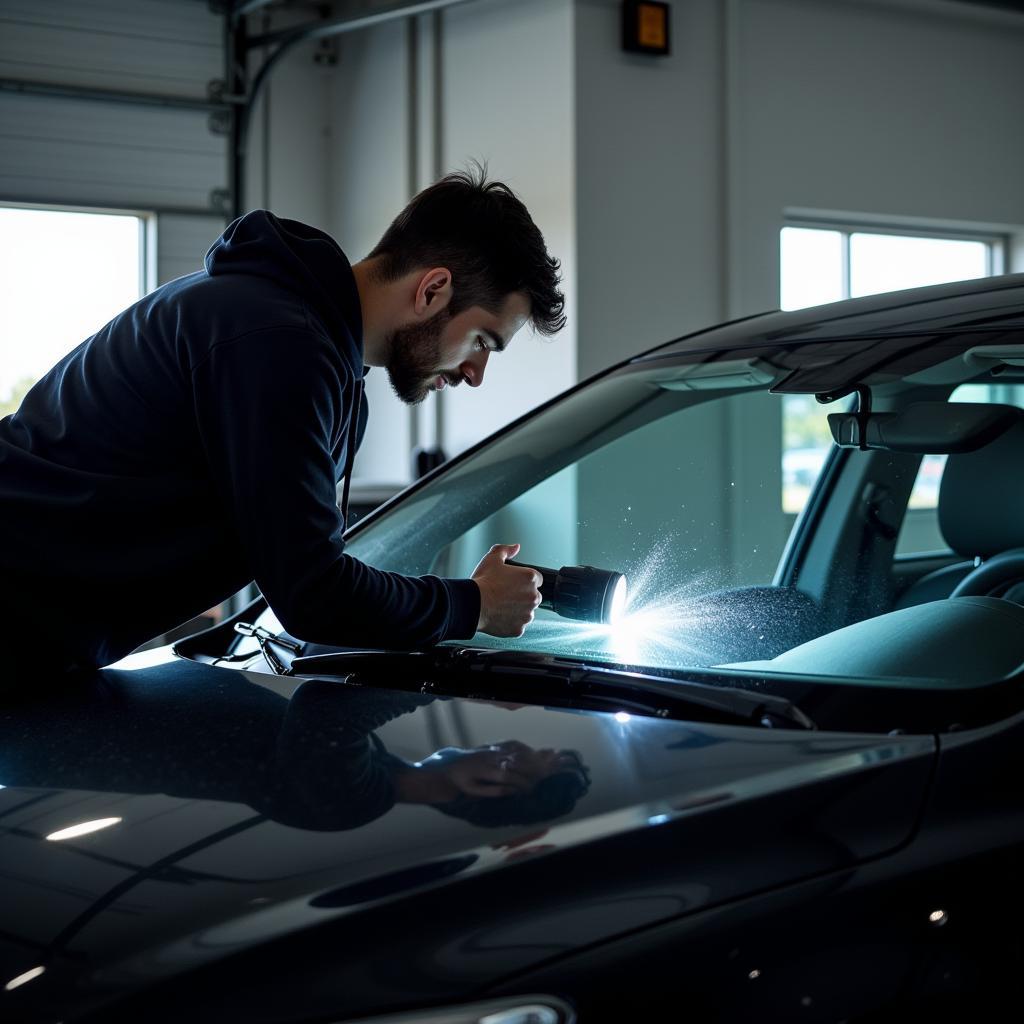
xmin=475 ymin=337 xmax=487 ymax=351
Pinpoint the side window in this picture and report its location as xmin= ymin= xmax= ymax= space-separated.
xmin=896 ymin=383 xmax=1024 ymax=555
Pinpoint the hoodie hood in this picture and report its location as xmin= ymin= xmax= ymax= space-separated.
xmin=205 ymin=210 xmax=364 ymax=369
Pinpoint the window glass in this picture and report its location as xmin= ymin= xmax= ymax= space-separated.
xmin=0 ymin=207 xmax=144 ymax=418
xmin=346 ymin=373 xmax=822 ymax=674
xmin=849 ymin=233 xmax=989 ymax=298
xmin=780 ymin=227 xmax=844 ymax=311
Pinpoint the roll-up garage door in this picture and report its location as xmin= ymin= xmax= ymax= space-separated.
xmin=0 ymin=0 xmax=228 ymax=284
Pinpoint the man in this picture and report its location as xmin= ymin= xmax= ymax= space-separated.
xmin=0 ymin=168 xmax=565 ymax=670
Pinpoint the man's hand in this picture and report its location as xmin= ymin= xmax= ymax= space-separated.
xmin=471 ymin=543 xmax=542 ymax=637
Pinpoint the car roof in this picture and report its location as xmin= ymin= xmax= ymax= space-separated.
xmin=633 ymin=272 xmax=1024 ymax=364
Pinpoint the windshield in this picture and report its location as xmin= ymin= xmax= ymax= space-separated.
xmin=338 ymin=329 xmax=1024 ymax=689
xmin=349 ymin=363 xmax=790 ymax=662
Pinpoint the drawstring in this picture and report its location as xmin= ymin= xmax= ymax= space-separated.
xmin=339 ymin=377 xmax=363 ymax=530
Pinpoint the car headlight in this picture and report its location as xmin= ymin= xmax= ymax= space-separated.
xmin=340 ymin=996 xmax=575 ymax=1024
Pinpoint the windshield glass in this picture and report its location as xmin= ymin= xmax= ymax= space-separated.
xmin=342 ymin=333 xmax=1024 ymax=688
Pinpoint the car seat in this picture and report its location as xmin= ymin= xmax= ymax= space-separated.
xmin=896 ymin=417 xmax=1024 ymax=609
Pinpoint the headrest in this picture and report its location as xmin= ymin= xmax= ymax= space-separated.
xmin=939 ymin=416 xmax=1024 ymax=558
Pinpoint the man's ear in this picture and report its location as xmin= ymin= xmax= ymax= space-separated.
xmin=413 ymin=267 xmax=453 ymax=318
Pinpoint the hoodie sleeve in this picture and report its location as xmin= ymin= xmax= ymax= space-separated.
xmin=190 ymin=326 xmax=480 ymax=647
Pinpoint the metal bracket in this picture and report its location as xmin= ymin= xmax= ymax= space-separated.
xmin=208 ymin=109 xmax=232 ymax=135
xmin=209 ymin=188 xmax=232 ymax=214
xmin=313 ymin=37 xmax=338 ymax=66
xmin=817 ymin=383 xmax=872 ymax=451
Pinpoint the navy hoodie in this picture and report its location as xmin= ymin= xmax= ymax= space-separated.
xmin=0 ymin=211 xmax=480 ymax=669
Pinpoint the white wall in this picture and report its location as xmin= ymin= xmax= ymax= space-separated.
xmin=324 ymin=0 xmax=578 ymax=487
xmin=440 ymin=0 xmax=577 ymax=458
xmin=326 ymin=17 xmax=415 ymax=486
xmin=246 ymin=41 xmax=332 ymax=227
xmin=575 ymin=0 xmax=725 ymax=379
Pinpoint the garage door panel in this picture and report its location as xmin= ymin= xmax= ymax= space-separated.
xmin=0 ymin=93 xmax=225 ymax=211
xmin=0 ymin=0 xmax=221 ymax=97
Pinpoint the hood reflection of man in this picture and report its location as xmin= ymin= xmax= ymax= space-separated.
xmin=0 ymin=663 xmax=591 ymax=832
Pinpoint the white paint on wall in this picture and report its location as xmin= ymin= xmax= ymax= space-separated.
xmin=441 ymin=0 xmax=577 ymax=458
xmin=326 ymin=18 xmax=415 ymax=487
xmin=574 ymin=0 xmax=725 ymax=379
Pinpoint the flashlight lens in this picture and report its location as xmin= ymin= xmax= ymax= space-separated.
xmin=608 ymin=575 xmax=628 ymax=625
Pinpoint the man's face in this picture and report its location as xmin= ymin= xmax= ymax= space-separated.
xmin=384 ymin=290 xmax=531 ymax=405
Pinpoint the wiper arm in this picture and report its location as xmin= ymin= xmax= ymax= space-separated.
xmin=290 ymin=647 xmax=815 ymax=731
xmin=450 ymin=649 xmax=814 ymax=730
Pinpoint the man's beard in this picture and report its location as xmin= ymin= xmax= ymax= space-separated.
xmin=383 ymin=308 xmax=455 ymax=405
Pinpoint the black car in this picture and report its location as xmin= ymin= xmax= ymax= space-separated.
xmin=4 ymin=275 xmax=1024 ymax=1023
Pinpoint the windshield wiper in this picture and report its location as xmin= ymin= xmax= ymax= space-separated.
xmin=290 ymin=647 xmax=815 ymax=731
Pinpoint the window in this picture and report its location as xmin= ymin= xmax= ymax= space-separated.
xmin=780 ymin=223 xmax=1003 ymax=514
xmin=0 ymin=205 xmax=151 ymax=419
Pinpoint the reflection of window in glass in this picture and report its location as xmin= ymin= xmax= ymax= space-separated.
xmin=0 ymin=205 xmax=149 ymax=419
xmin=779 ymin=223 xmax=1003 ymax=515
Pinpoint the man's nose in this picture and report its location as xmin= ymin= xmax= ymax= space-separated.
xmin=460 ymin=349 xmax=489 ymax=388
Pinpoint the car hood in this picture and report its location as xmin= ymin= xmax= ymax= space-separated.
xmin=0 ymin=658 xmax=935 ymax=1022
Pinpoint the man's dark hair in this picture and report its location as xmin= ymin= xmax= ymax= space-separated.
xmin=367 ymin=164 xmax=566 ymax=337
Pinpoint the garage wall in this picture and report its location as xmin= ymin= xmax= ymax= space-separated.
xmin=440 ymin=0 xmax=577 ymax=459
xmin=574 ymin=0 xmax=725 ymax=380
xmin=327 ymin=17 xmax=414 ymax=486
xmin=736 ymin=0 xmax=1024 ymax=313
xmin=245 ymin=40 xmax=332 ymax=228
xmin=326 ymin=0 xmax=578 ymax=487
xmin=575 ymin=0 xmax=1024 ymax=582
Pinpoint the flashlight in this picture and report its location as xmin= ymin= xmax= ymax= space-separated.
xmin=508 ymin=560 xmax=628 ymax=625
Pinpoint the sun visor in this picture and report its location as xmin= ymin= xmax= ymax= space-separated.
xmin=828 ymin=402 xmax=1022 ymax=453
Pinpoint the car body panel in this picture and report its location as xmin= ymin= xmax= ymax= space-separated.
xmin=0 ymin=662 xmax=934 ymax=1022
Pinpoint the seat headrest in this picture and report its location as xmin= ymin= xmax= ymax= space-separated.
xmin=939 ymin=414 xmax=1024 ymax=559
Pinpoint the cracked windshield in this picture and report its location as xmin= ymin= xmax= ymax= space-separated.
xmin=346 ymin=361 xmax=807 ymax=673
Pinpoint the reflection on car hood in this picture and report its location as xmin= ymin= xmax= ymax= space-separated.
xmin=0 ymin=659 xmax=935 ymax=1022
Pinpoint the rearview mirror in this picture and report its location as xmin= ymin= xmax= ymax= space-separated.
xmin=828 ymin=402 xmax=1021 ymax=453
